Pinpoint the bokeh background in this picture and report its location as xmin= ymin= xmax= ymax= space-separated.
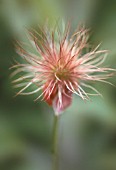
xmin=0 ymin=0 xmax=116 ymax=170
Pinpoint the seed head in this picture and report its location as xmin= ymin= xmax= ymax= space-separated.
xmin=10 ymin=22 xmax=115 ymax=115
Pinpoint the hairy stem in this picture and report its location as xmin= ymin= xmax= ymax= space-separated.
xmin=52 ymin=114 xmax=59 ymax=170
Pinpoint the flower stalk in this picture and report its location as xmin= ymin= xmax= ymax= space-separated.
xmin=52 ymin=114 xmax=59 ymax=170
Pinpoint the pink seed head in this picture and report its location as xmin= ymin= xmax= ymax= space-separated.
xmin=11 ymin=22 xmax=115 ymax=115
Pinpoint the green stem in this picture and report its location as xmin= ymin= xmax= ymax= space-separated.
xmin=52 ymin=114 xmax=59 ymax=170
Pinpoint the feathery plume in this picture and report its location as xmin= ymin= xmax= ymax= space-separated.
xmin=10 ymin=21 xmax=115 ymax=115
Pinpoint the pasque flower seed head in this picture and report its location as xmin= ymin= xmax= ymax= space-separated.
xmin=11 ymin=22 xmax=115 ymax=115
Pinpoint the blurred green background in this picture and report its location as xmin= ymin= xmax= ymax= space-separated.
xmin=0 ymin=0 xmax=116 ymax=170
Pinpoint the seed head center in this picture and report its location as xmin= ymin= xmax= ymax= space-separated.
xmin=55 ymin=67 xmax=69 ymax=80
